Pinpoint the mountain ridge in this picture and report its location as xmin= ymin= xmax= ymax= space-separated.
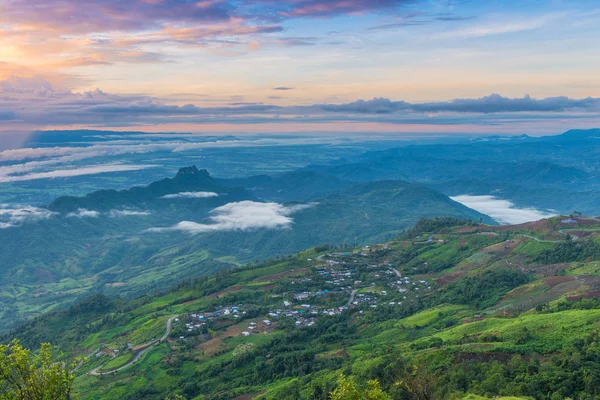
xmin=48 ymin=166 xmax=249 ymax=213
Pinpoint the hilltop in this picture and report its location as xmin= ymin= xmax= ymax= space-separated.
xmin=7 ymin=215 xmax=600 ymax=399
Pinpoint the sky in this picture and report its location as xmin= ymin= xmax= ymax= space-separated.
xmin=1 ymin=0 xmax=600 ymax=135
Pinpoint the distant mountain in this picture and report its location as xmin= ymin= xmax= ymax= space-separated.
xmin=543 ymin=128 xmax=600 ymax=141
xmin=178 ymin=179 xmax=493 ymax=262
xmin=49 ymin=166 xmax=250 ymax=213
xmin=297 ymin=132 xmax=600 ymax=214
xmin=219 ymin=170 xmax=355 ymax=202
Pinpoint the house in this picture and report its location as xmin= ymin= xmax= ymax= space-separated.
xmin=242 ymin=331 xmax=251 ymax=336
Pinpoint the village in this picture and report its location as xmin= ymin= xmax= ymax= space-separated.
xmin=170 ymin=246 xmax=433 ymax=340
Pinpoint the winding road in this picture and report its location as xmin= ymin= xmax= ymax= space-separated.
xmin=522 ymin=229 xmax=583 ymax=243
xmin=89 ymin=315 xmax=177 ymax=376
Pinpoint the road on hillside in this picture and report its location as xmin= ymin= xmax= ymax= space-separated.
xmin=89 ymin=315 xmax=177 ymax=376
xmin=522 ymin=229 xmax=585 ymax=243
xmin=73 ymin=347 xmax=102 ymax=372
xmin=346 ymin=290 xmax=357 ymax=307
xmin=161 ymin=315 xmax=177 ymax=341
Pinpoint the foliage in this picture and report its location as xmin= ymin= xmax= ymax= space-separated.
xmin=406 ymin=217 xmax=477 ymax=238
xmin=330 ymin=374 xmax=390 ymax=400
xmin=535 ymin=239 xmax=600 ymax=264
xmin=0 ymin=340 xmax=75 ymax=400
xmin=430 ymin=269 xmax=530 ymax=309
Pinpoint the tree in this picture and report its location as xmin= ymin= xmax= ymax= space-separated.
xmin=0 ymin=340 xmax=75 ymax=400
xmin=163 ymin=395 xmax=186 ymax=400
xmin=330 ymin=374 xmax=390 ymax=400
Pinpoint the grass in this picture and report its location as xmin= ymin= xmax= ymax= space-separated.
xmin=513 ymin=240 xmax=554 ymax=257
xmin=98 ymin=352 xmax=134 ymax=372
xmin=429 ymin=309 xmax=600 ymax=353
xmin=566 ymin=261 xmax=600 ymax=276
xmin=396 ymin=305 xmax=467 ymax=329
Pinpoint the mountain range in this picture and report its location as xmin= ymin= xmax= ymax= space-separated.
xmin=0 ymin=166 xmax=489 ymax=329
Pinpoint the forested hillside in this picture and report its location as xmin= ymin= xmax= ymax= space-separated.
xmin=6 ymin=215 xmax=600 ymax=399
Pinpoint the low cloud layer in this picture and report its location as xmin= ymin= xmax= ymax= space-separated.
xmin=67 ymin=209 xmax=100 ymax=218
xmin=451 ymin=195 xmax=556 ymax=225
xmin=0 ymin=205 xmax=55 ymax=229
xmin=147 ymin=201 xmax=315 ymax=234
xmin=108 ymin=209 xmax=151 ymax=217
xmin=0 ymin=162 xmax=156 ymax=183
xmin=161 ymin=192 xmax=219 ymax=199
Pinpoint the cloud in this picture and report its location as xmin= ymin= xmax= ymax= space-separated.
xmin=108 ymin=209 xmax=151 ymax=217
xmin=2 ymin=77 xmax=600 ymax=132
xmin=451 ymin=195 xmax=556 ymax=225
xmin=320 ymin=97 xmax=408 ymax=114
xmin=0 ymin=136 xmax=342 ymax=165
xmin=411 ymin=94 xmax=600 ymax=113
xmin=278 ymin=0 xmax=414 ymax=18
xmin=67 ymin=209 xmax=100 ymax=218
xmin=86 ymin=103 xmax=280 ymax=115
xmin=0 ymin=204 xmax=56 ymax=228
xmin=434 ymin=15 xmax=475 ymax=22
xmin=1 ymin=0 xmax=234 ymax=34
xmin=438 ymin=13 xmax=563 ymax=39
xmin=161 ymin=192 xmax=219 ymax=199
xmin=147 ymin=200 xmax=315 ymax=234
xmin=1 ymin=0 xmax=416 ymax=36
xmin=273 ymin=87 xmax=294 ymax=91
xmin=0 ymin=163 xmax=156 ymax=183
xmin=319 ymin=94 xmax=600 ymax=114
xmin=367 ymin=20 xmax=431 ymax=31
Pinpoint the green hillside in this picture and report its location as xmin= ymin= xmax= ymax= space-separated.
xmin=6 ymin=216 xmax=600 ymax=399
